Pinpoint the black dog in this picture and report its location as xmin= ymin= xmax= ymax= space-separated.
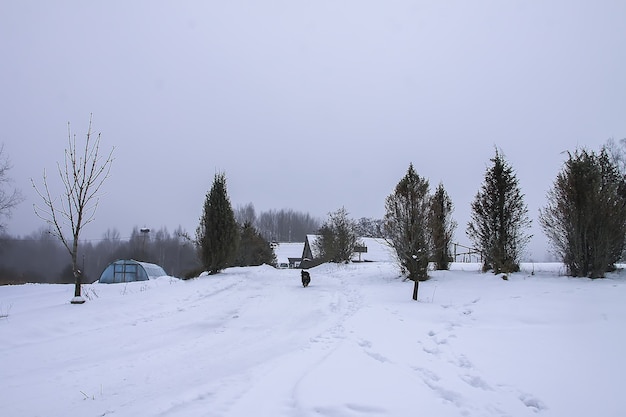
xmin=301 ymin=270 xmax=311 ymax=287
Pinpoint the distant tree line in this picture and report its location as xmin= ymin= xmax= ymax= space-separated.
xmin=0 ymin=195 xmax=323 ymax=284
xmin=0 ymin=200 xmax=327 ymax=284
xmin=234 ymin=203 xmax=321 ymax=243
xmin=0 ymin=226 xmax=199 ymax=285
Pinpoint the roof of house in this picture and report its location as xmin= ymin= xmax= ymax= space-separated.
xmin=304 ymin=235 xmax=396 ymax=263
xmin=352 ymin=237 xmax=396 ymax=263
xmin=272 ymin=242 xmax=305 ymax=264
xmin=305 ymin=234 xmax=321 ymax=259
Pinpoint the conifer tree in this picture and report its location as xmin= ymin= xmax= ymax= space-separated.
xmin=467 ymin=149 xmax=531 ymax=274
xmin=384 ymin=163 xmax=431 ymax=300
xmin=429 ymin=183 xmax=456 ymax=270
xmin=540 ymin=148 xmax=626 ymax=278
xmin=234 ymin=221 xmax=276 ymax=267
xmin=196 ymin=172 xmax=239 ymax=274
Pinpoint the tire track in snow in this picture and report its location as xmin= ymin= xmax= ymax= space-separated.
xmin=217 ymin=268 xmax=366 ymax=417
xmin=153 ymin=267 xmax=364 ymax=417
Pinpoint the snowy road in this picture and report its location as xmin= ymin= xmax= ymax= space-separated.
xmin=1 ymin=263 xmax=625 ymax=416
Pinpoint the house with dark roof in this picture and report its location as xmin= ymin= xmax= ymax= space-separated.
xmin=300 ymin=235 xmax=396 ymax=268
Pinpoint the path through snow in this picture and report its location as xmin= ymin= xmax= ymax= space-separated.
xmin=1 ymin=262 xmax=625 ymax=416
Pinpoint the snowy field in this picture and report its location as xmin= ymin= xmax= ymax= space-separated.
xmin=1 ymin=262 xmax=624 ymax=417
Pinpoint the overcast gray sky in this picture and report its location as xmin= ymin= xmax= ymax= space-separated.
xmin=1 ymin=1 xmax=625 ymax=260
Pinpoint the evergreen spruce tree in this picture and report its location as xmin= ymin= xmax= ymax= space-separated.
xmin=540 ymin=148 xmax=626 ymax=278
xmin=196 ymin=172 xmax=239 ymax=274
xmin=467 ymin=149 xmax=531 ymax=274
xmin=384 ymin=163 xmax=431 ymax=300
xmin=234 ymin=221 xmax=277 ymax=267
xmin=429 ymin=183 xmax=457 ymax=270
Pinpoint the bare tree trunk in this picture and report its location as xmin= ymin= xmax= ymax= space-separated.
xmin=71 ymin=237 xmax=84 ymax=303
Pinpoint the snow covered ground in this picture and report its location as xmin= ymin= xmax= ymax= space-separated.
xmin=1 ymin=262 xmax=624 ymax=417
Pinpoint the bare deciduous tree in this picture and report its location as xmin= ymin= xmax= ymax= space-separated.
xmin=234 ymin=202 xmax=257 ymax=226
xmin=314 ymin=207 xmax=359 ymax=263
xmin=256 ymin=208 xmax=320 ymax=242
xmin=0 ymin=144 xmax=24 ymax=232
xmin=605 ymin=137 xmax=626 ymax=174
xmin=32 ymin=116 xmax=114 ymax=303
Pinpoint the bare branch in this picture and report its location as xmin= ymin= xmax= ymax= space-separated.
xmin=0 ymin=144 xmax=25 ymax=231
xmin=31 ymin=116 xmax=114 ymax=301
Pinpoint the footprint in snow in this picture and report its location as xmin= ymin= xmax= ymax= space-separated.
xmin=431 ymin=333 xmax=449 ymax=345
xmin=357 ymin=339 xmax=372 ymax=348
xmin=455 ymin=354 xmax=473 ymax=369
xmin=460 ymin=374 xmax=492 ymax=391
xmin=421 ymin=344 xmax=441 ymax=356
xmin=358 ymin=339 xmax=391 ymax=363
xmin=519 ymin=393 xmax=548 ymax=413
xmin=364 ymin=350 xmax=391 ymax=363
xmin=413 ymin=366 xmax=441 ymax=383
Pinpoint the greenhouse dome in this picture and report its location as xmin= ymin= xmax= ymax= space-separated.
xmin=98 ymin=259 xmax=167 ymax=284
